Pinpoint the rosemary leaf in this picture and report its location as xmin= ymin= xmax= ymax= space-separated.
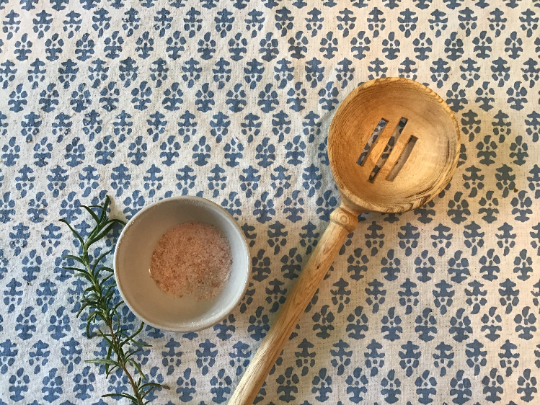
xmin=61 ymin=195 xmax=165 ymax=404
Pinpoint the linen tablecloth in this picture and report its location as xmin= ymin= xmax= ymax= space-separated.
xmin=1 ymin=0 xmax=540 ymax=403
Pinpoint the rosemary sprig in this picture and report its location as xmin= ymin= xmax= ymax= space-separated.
xmin=60 ymin=196 xmax=164 ymax=404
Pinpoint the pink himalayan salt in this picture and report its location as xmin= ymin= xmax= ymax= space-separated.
xmin=150 ymin=222 xmax=232 ymax=301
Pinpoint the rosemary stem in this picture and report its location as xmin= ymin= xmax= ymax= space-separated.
xmin=82 ymin=243 xmax=143 ymax=405
xmin=61 ymin=196 xmax=163 ymax=404
xmin=107 ymin=320 xmax=143 ymax=405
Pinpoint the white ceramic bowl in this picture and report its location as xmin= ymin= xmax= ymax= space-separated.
xmin=114 ymin=196 xmax=250 ymax=332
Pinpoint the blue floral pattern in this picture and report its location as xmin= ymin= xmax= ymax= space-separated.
xmin=1 ymin=0 xmax=540 ymax=403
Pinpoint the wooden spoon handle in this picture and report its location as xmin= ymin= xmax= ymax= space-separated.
xmin=229 ymin=205 xmax=359 ymax=405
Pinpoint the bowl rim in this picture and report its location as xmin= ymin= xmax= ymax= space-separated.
xmin=113 ymin=195 xmax=251 ymax=332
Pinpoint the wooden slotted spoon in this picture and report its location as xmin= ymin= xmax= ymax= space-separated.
xmin=229 ymin=77 xmax=461 ymax=404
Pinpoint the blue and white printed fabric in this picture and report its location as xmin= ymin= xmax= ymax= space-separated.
xmin=1 ymin=0 xmax=540 ymax=403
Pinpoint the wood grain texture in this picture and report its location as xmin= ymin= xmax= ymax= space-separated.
xmin=229 ymin=78 xmax=460 ymax=404
xmin=328 ymin=77 xmax=461 ymax=213
xmin=228 ymin=206 xmax=359 ymax=405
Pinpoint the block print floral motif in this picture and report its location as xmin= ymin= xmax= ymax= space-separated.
xmin=0 ymin=1 xmax=539 ymax=403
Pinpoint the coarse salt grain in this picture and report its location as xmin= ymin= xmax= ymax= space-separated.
xmin=150 ymin=222 xmax=232 ymax=301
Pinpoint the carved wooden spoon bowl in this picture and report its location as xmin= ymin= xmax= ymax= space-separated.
xmin=229 ymin=77 xmax=461 ymax=404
